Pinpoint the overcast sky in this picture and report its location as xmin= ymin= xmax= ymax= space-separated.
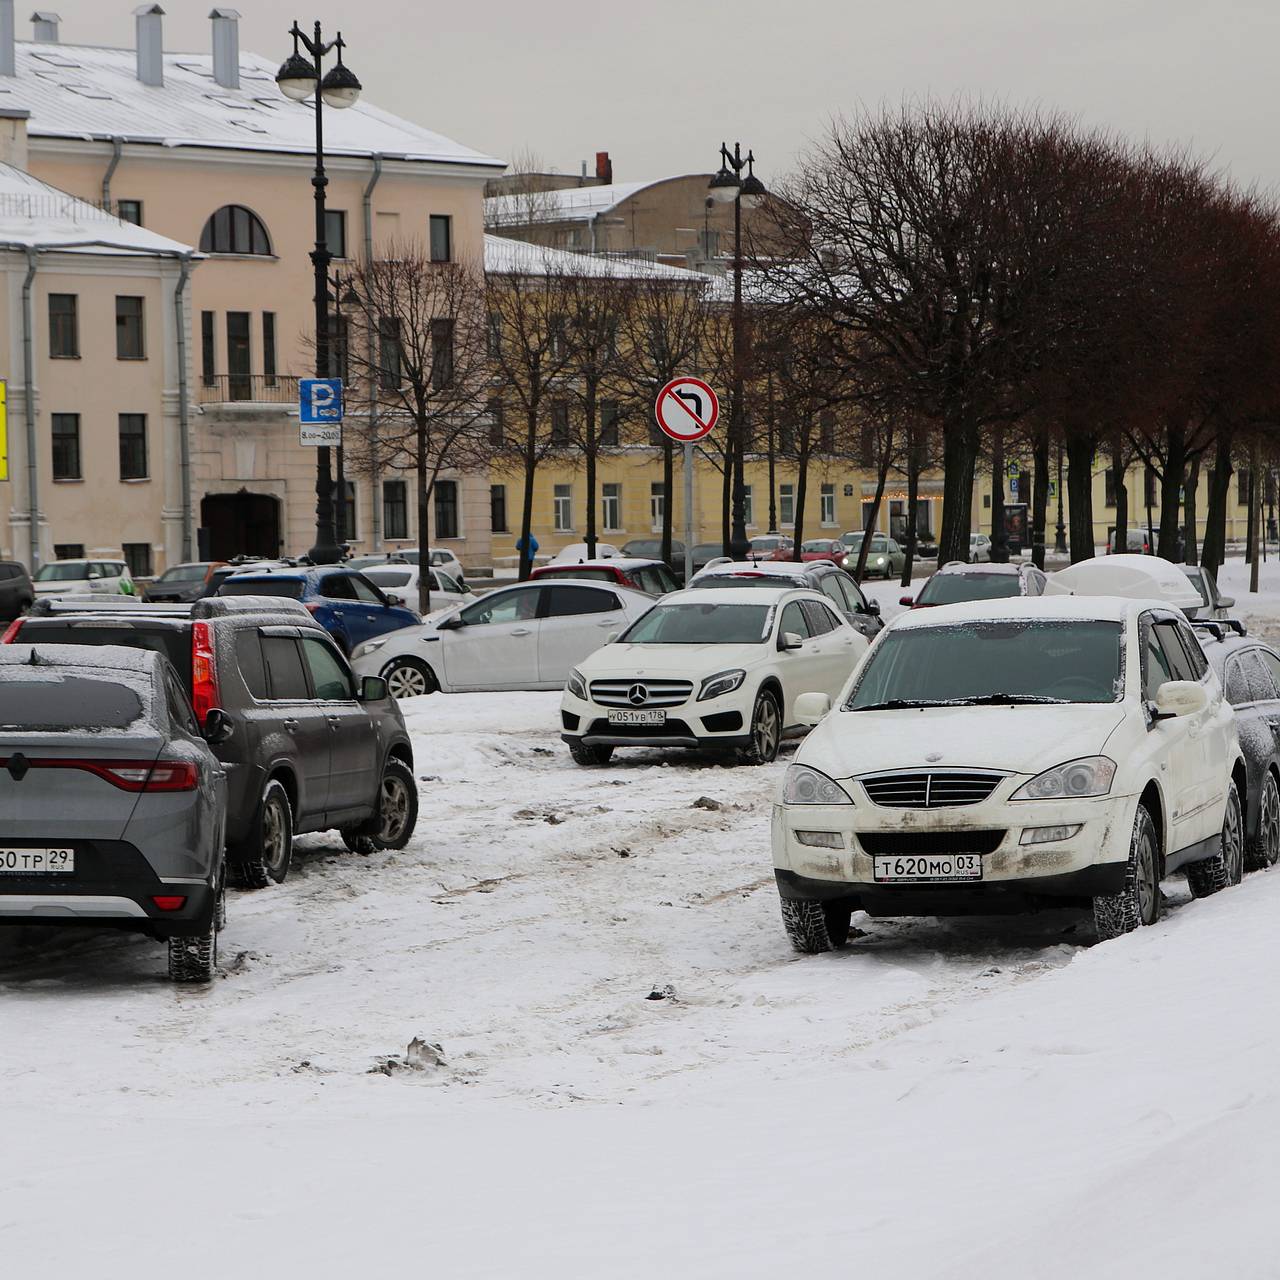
xmin=39 ymin=0 xmax=1280 ymax=191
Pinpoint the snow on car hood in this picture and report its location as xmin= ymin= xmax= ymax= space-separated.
xmin=797 ymin=701 xmax=1130 ymax=779
xmin=581 ymin=641 xmax=765 ymax=677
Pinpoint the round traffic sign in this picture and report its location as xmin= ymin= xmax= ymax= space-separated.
xmin=655 ymin=376 xmax=719 ymax=443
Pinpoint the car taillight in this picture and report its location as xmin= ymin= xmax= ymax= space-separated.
xmin=1 ymin=618 xmax=24 ymax=643
xmin=0 ymin=758 xmax=201 ymax=792
xmin=151 ymin=895 xmax=187 ymax=911
xmin=304 ymin=602 xmax=322 ymax=614
xmin=190 ymin=620 xmax=219 ymax=720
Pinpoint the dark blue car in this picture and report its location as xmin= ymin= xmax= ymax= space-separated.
xmin=218 ymin=568 xmax=419 ymax=654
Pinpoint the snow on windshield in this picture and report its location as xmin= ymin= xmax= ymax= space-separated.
xmin=622 ymin=602 xmax=772 ymax=645
xmin=846 ymin=619 xmax=1124 ymax=708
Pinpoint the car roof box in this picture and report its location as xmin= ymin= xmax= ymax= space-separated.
xmin=1050 ymin=554 xmax=1203 ymax=610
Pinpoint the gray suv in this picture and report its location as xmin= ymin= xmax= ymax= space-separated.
xmin=0 ymin=560 xmax=33 ymax=621
xmin=0 ymin=644 xmax=228 ymax=981
xmin=7 ymin=597 xmax=418 ymax=888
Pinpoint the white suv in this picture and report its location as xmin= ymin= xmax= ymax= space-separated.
xmin=773 ymin=594 xmax=1245 ymax=950
xmin=562 ymin=586 xmax=869 ymax=766
xmin=32 ymin=558 xmax=133 ymax=600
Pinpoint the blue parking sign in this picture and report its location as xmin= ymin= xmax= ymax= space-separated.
xmin=300 ymin=377 xmax=343 ymax=423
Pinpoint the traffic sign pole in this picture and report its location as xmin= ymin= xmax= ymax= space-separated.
xmin=683 ymin=441 xmax=694 ymax=583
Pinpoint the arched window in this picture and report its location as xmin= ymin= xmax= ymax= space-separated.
xmin=199 ymin=205 xmax=272 ymax=256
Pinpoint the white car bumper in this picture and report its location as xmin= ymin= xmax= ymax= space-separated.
xmin=561 ymin=684 xmax=756 ymax=751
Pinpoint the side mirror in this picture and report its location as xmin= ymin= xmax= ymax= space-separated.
xmin=1154 ymin=680 xmax=1208 ymax=719
xmin=865 ymin=600 xmax=881 ymax=616
xmin=779 ymin=631 xmax=804 ymax=652
xmin=795 ymin=692 xmax=832 ymax=726
xmin=359 ymin=675 xmax=389 ymax=702
xmin=1219 ymin=596 xmax=1235 ymax=609
xmin=202 ymin=707 xmax=235 ymax=745
xmin=899 ymin=596 xmax=914 ymax=607
xmin=385 ymin=592 xmax=405 ymax=607
xmin=605 ymin=631 xmax=620 ymax=644
xmin=437 ymin=615 xmax=463 ymax=631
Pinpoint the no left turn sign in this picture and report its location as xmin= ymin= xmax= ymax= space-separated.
xmin=655 ymin=376 xmax=720 ymax=443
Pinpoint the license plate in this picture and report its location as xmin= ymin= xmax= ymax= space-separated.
xmin=872 ymin=853 xmax=982 ymax=883
xmin=607 ymin=709 xmax=666 ymax=726
xmin=0 ymin=848 xmax=75 ymax=875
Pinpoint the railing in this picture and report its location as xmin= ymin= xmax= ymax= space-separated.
xmin=197 ymin=374 xmax=301 ymax=405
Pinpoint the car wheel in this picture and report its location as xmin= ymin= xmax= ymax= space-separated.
xmin=1246 ymin=771 xmax=1280 ymax=871
xmin=231 ymin=779 xmax=294 ymax=889
xmin=738 ymin=689 xmax=781 ymax=765
xmin=569 ymin=742 xmax=614 ymax=766
xmin=168 ymin=867 xmax=223 ymax=984
xmin=1188 ymin=780 xmax=1244 ymax=897
xmin=344 ymin=757 xmax=418 ymax=854
xmin=1093 ymin=803 xmax=1161 ymax=940
xmin=384 ymin=657 xmax=438 ymax=699
xmin=779 ymin=897 xmax=853 ymax=953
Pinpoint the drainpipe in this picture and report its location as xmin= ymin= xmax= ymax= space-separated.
xmin=20 ymin=245 xmax=38 ymax=569
xmin=363 ymin=153 xmax=383 ymax=547
xmin=174 ymin=253 xmax=194 ymax=560
xmin=101 ymin=135 xmax=123 ymax=212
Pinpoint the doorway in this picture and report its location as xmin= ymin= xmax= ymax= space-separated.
xmin=200 ymin=491 xmax=281 ymax=560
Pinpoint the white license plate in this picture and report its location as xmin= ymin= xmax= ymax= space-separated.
xmin=872 ymin=853 xmax=982 ymax=883
xmin=0 ymin=848 xmax=75 ymax=875
xmin=607 ymin=709 xmax=666 ymax=726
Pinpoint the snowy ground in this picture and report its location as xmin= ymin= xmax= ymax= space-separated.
xmin=4 ymin=558 xmax=1280 ymax=1277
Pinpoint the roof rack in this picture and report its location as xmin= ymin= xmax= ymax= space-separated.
xmin=1191 ymin=618 xmax=1247 ymax=639
xmin=29 ymin=596 xmax=156 ymax=616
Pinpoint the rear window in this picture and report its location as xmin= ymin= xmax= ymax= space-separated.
xmin=696 ymin=574 xmax=801 ymax=591
xmin=15 ymin=622 xmax=192 ymax=686
xmin=916 ymin=573 xmax=1022 ymax=605
xmin=538 ymin=567 xmax=615 ymax=583
xmin=0 ymin=676 xmax=145 ymax=729
xmin=220 ymin=579 xmax=306 ymax=600
xmin=34 ymin=563 xmax=89 ymax=582
xmin=366 ymin=570 xmax=413 ymax=588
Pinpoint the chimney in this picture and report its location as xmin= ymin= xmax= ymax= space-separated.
xmin=595 ymin=151 xmax=612 ymax=185
xmin=30 ymin=9 xmax=58 ymax=42
xmin=134 ymin=3 xmax=163 ymax=87
xmin=209 ymin=7 xmax=239 ymax=90
xmin=0 ymin=2 xmax=14 ymax=74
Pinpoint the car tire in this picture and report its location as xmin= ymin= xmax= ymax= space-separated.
xmin=343 ymin=757 xmax=418 ymax=854
xmin=569 ymin=742 xmax=614 ymax=767
xmin=738 ymin=689 xmax=781 ymax=765
xmin=1187 ymin=780 xmax=1244 ymax=897
xmin=1246 ymin=772 xmax=1280 ymax=871
xmin=383 ymin=657 xmax=439 ymax=699
xmin=780 ymin=896 xmax=852 ymax=953
xmin=231 ymin=779 xmax=294 ymax=889
xmin=168 ymin=867 xmax=223 ymax=984
xmin=1093 ymin=803 xmax=1161 ymax=941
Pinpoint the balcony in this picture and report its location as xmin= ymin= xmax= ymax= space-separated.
xmin=197 ymin=374 xmax=301 ymax=405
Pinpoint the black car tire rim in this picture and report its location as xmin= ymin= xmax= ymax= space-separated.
xmin=263 ymin=792 xmax=289 ymax=875
xmin=1261 ymin=776 xmax=1280 ymax=867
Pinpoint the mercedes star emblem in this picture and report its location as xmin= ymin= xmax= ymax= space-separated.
xmin=627 ymin=684 xmax=649 ymax=706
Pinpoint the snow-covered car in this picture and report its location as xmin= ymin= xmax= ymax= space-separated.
xmin=773 ymin=595 xmax=1245 ymax=952
xmin=351 ymin=579 xmax=654 ymax=698
xmin=561 ymin=586 xmax=869 ymax=767
xmin=900 ymin=561 xmax=1049 ymax=608
xmin=361 ymin=564 xmax=475 ymax=613
xmin=348 ymin=549 xmax=469 ymax=589
xmin=549 ymin=541 xmax=622 ymax=565
xmin=530 ymin=558 xmax=680 ymax=595
xmin=33 ymin=558 xmax=133 ymax=600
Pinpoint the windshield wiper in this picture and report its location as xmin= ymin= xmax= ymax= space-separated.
xmin=848 ymin=698 xmax=949 ymax=712
xmin=955 ymin=693 xmax=1068 ymax=706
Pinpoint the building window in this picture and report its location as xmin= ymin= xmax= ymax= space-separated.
xmin=379 ymin=316 xmax=402 ymax=390
xmin=199 ymin=204 xmax=271 ymax=256
xmin=550 ymin=400 xmax=571 ymax=445
xmin=487 ymin=397 xmax=504 ymax=447
xmin=119 ymin=413 xmax=148 ymax=480
xmin=600 ymin=401 xmax=620 ymax=447
xmin=434 ymin=479 xmax=459 ymax=539
xmin=430 ymin=318 xmax=454 ymax=390
xmin=490 ymin=484 xmax=508 ymax=533
xmin=820 ymin=483 xmax=836 ymax=526
xmin=325 ymin=209 xmax=347 ymax=259
xmin=54 ymin=543 xmax=84 ymax=560
xmin=429 ymin=214 xmax=452 ymax=263
xmin=1144 ymin=465 xmax=1158 ymax=509
xmin=742 ymin=484 xmax=754 ymax=527
xmin=48 ymin=293 xmax=78 ymax=358
xmin=51 ymin=413 xmax=81 ymax=480
xmin=549 ymin=313 xmax=566 ymax=360
xmin=226 ymin=311 xmax=251 ymax=398
xmin=487 ymin=311 xmax=501 ymax=357
xmin=602 ymin=482 xmax=622 ymax=532
xmin=553 ymin=483 xmax=573 ymax=532
xmin=263 ymin=312 xmax=277 ymax=385
xmin=383 ymin=480 xmax=408 ymax=540
xmin=116 ymin=199 xmax=143 ymax=226
xmin=122 ymin=542 xmax=152 ymax=578
xmin=650 ymin=481 xmax=665 ymax=532
xmin=200 ymin=311 xmax=215 ymax=384
xmin=1104 ymin=468 xmax=1120 ymax=509
xmin=338 ymin=480 xmax=356 ymax=541
xmin=116 ymin=296 xmax=145 ymax=359
xmin=780 ymin=483 xmax=795 ymax=526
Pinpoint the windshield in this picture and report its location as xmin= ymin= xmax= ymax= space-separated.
xmin=366 ymin=570 xmax=413 ymax=588
xmin=802 ymin=540 xmax=835 ymax=553
xmin=622 ymin=602 xmax=772 ymax=645
xmin=751 ymin=537 xmax=783 ymax=551
xmin=219 ymin=579 xmax=306 ymax=600
xmin=847 ymin=620 xmax=1123 ymax=708
xmin=916 ymin=573 xmax=1022 ymax=605
xmin=157 ymin=564 xmax=208 ymax=583
xmin=34 ymin=563 xmax=89 ymax=582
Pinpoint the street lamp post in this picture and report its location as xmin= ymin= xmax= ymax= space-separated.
xmin=1054 ymin=443 xmax=1068 ymax=555
xmin=709 ymin=142 xmax=766 ymax=560
xmin=277 ymin=21 xmax=362 ymax=564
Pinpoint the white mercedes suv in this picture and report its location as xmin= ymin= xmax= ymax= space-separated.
xmin=773 ymin=594 xmax=1245 ymax=949
xmin=561 ymin=586 xmax=869 ymax=766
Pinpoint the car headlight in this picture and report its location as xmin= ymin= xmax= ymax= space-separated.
xmin=698 ymin=668 xmax=746 ymax=701
xmin=873 ymin=555 xmax=886 ymax=565
xmin=1011 ymin=757 xmax=1116 ymax=801
xmin=566 ymin=667 xmax=587 ymax=700
xmin=782 ymin=764 xmax=852 ymax=805
xmin=353 ymin=638 xmax=386 ymax=659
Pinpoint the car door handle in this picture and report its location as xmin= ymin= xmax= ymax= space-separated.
xmin=283 ymin=718 xmax=299 ymax=731
xmin=510 ymin=628 xmax=532 ymax=637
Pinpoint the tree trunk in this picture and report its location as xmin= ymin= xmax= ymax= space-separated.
xmin=1110 ymin=442 xmax=1127 ymax=557
xmin=1031 ymin=429 xmax=1049 ymax=570
xmin=1065 ymin=432 xmax=1097 ymax=564
xmin=989 ymin=425 xmax=1008 ymax=563
xmin=660 ymin=435 xmax=674 ymax=567
xmin=415 ymin=419 xmax=432 ymax=615
xmin=1200 ymin=435 xmax=1232 ymax=579
xmin=1157 ymin=422 xmax=1186 ymax=561
xmin=901 ymin=439 xmax=920 ymax=587
xmin=791 ymin=430 xmax=810 ymax=560
xmin=854 ymin=448 xmax=892 ymax=581
xmin=721 ymin=445 xmax=732 ymax=555
xmin=937 ymin=414 xmax=977 ymax=566
xmin=517 ymin=409 xmax=539 ymax=580
xmin=1246 ymin=469 xmax=1256 ymax=565
xmin=767 ymin=418 xmax=777 ymax=532
xmin=583 ymin=386 xmax=598 ymax=559
xmin=1183 ymin=456 xmax=1200 ymax=566
xmin=1250 ymin=442 xmax=1262 ymax=592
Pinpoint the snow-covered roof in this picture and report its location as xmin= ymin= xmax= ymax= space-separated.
xmin=485 ymin=180 xmax=670 ymax=228
xmin=0 ymin=161 xmax=193 ymax=255
xmin=892 ymin=595 xmax=1142 ymax=629
xmin=6 ymin=40 xmax=503 ymax=169
xmin=1051 ymin=554 xmax=1204 ymax=610
xmin=484 ymin=234 xmax=708 ymax=283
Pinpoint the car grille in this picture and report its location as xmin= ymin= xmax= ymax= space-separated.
xmin=586 ymin=717 xmax=694 ymax=739
xmin=857 ymin=830 xmax=1006 ymax=856
xmin=860 ymin=770 xmax=1004 ymax=809
xmin=588 ymin=678 xmax=693 ymax=708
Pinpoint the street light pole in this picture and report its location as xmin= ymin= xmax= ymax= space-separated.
xmin=277 ymin=22 xmax=362 ymax=564
xmin=1054 ymin=443 xmax=1068 ymax=555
